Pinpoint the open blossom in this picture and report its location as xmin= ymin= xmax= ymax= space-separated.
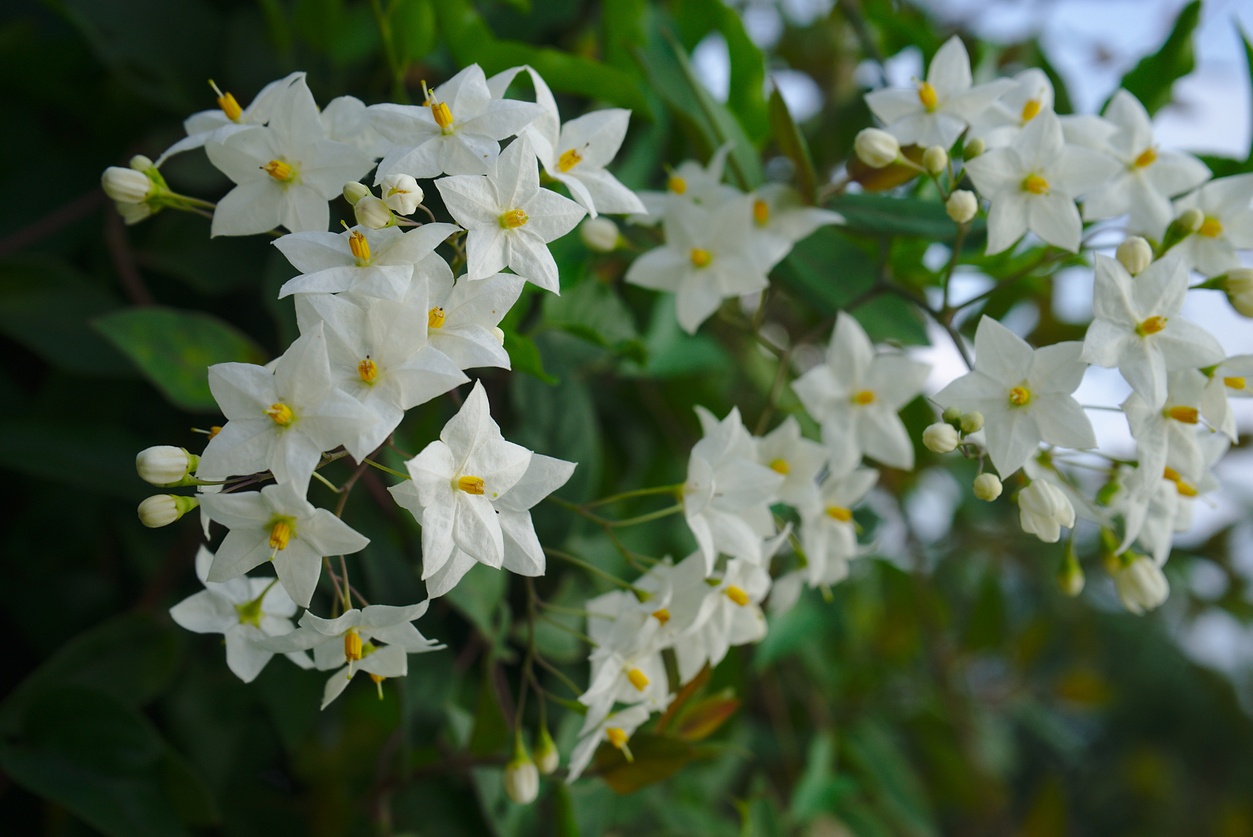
xmin=634 ymin=144 xmax=740 ymax=224
xmin=156 ymin=72 xmax=306 ymax=165
xmin=1172 ymin=173 xmax=1253 ymax=276
xmin=746 ymin=184 xmax=843 ymax=273
xmin=421 ymin=265 xmax=524 ymax=371
xmin=799 ymin=464 xmax=878 ymax=587
xmin=754 ymin=416 xmax=825 ymax=510
xmin=566 ymin=704 xmax=651 ymax=783
xmin=674 ymin=557 xmax=771 ymax=683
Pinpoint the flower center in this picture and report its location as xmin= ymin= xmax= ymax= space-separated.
xmin=1199 ymin=216 xmax=1223 ymax=238
xmin=343 ymin=628 xmax=363 ymax=662
xmin=558 ymin=148 xmax=582 ymax=172
xmin=626 ymin=668 xmax=650 ymax=691
xmin=725 ymin=585 xmax=749 ymax=606
xmin=1008 ymin=386 xmax=1031 ymax=407
xmin=1134 ymin=147 xmax=1158 ymax=168
xmin=826 ymin=505 xmax=852 ymax=522
xmin=499 ymin=209 xmax=528 ymax=229
xmin=456 ymin=475 xmax=486 ymax=495
xmin=1224 ymin=376 xmax=1246 ymax=390
xmin=917 ymin=81 xmax=938 ymax=111
xmin=690 ymin=248 xmax=712 ymax=268
xmin=1022 ymin=174 xmax=1049 ymax=195
xmin=262 ymin=159 xmax=296 ymax=182
xmin=428 ymin=306 xmax=446 ymax=329
xmin=234 ymin=597 xmax=263 ymax=628
xmin=349 ymin=229 xmax=370 ymax=264
xmin=753 ymin=199 xmax=769 ymax=226
xmin=209 ymin=80 xmax=242 ymax=122
xmin=852 ymin=390 xmax=875 ymax=405
xmin=668 ymin=175 xmax=687 ymax=194
xmin=1165 ymin=405 xmax=1198 ymax=424
xmin=1020 ymin=98 xmax=1042 ymax=122
xmin=265 ymin=402 xmax=294 ymax=426
xmin=651 ymin=608 xmax=670 ymax=625
xmin=269 ymin=518 xmax=293 ymax=551
xmin=358 ymin=356 xmax=378 ymax=384
xmin=606 ymin=727 xmax=629 ymax=750
xmin=769 ymin=458 xmax=790 ymax=475
xmin=1136 ymin=315 xmax=1167 ymax=336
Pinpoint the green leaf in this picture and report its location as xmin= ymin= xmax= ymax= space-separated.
xmin=392 ymin=0 xmax=437 ymax=63
xmin=503 ymin=328 xmax=558 ymax=384
xmin=768 ymin=87 xmax=818 ymax=204
xmin=828 ymin=193 xmax=983 ymax=241
xmin=772 ymin=227 xmax=876 ymax=314
xmin=844 ymin=719 xmax=940 ymax=836
xmin=543 ymin=277 xmax=645 ymax=361
xmin=790 ymin=732 xmax=848 ymax=822
xmin=1242 ymin=27 xmax=1253 ymax=165
xmin=595 ymin=733 xmax=696 ymax=793
xmin=1115 ymin=0 xmax=1201 ymax=116
xmin=673 ymin=0 xmax=769 ymax=142
xmin=445 ymin=563 xmax=508 ymax=641
xmin=93 ymin=306 xmax=268 ymax=412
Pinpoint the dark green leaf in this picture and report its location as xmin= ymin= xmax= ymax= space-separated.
xmin=769 ymin=87 xmax=818 ymax=203
xmin=1115 ymin=0 xmax=1201 ymax=116
xmin=829 ymin=193 xmax=983 ymax=241
xmin=673 ymin=0 xmax=769 ymax=142
xmin=504 ymin=328 xmax=558 ymax=384
xmin=392 ymin=0 xmax=437 ymax=63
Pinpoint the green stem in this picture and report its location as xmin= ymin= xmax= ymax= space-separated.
xmin=605 ymin=504 xmax=684 ymax=528
xmin=544 ymin=548 xmax=641 ymax=593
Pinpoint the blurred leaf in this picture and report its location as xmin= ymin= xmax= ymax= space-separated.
xmin=1243 ymin=27 xmax=1253 ymax=166
xmin=634 ymin=295 xmax=730 ymax=378
xmin=0 ymin=417 xmax=150 ymax=499
xmin=844 ymin=719 xmax=939 ymax=836
xmin=772 ymin=226 xmax=875 ymax=314
xmin=1115 ymin=0 xmax=1200 ymax=116
xmin=504 ymin=328 xmax=558 ymax=384
xmin=790 ymin=732 xmax=845 ymax=821
xmin=94 ymin=306 xmax=268 ymax=412
xmin=830 ymin=193 xmax=982 ymax=241
xmin=673 ymin=0 xmax=769 ymax=142
xmin=673 ymin=690 xmax=740 ymax=742
xmin=466 ymin=660 xmax=511 ymax=758
xmin=543 ymin=277 xmax=645 ymax=361
xmin=392 ymin=0 xmax=437 ymax=63
xmin=601 ymin=0 xmax=648 ymax=71
xmin=961 ymin=567 xmax=1006 ymax=651
xmin=446 ymin=563 xmax=509 ymax=641
xmin=655 ymin=664 xmax=711 ymax=733
xmin=768 ymin=87 xmax=818 ymax=203
xmin=596 ymin=733 xmax=696 ymax=793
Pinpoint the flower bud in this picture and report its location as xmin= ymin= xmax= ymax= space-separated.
xmin=1116 ymin=236 xmax=1152 ymax=276
xmin=102 ymin=166 xmax=153 ymax=204
xmin=1058 ymin=546 xmax=1084 ymax=596
xmin=138 ymin=494 xmax=199 ymax=528
xmin=945 ymin=189 xmax=978 ymax=224
xmin=973 ymin=472 xmax=1002 ymax=502
xmin=959 ymin=411 xmax=984 ymax=434
xmin=922 ymin=422 xmax=959 ymax=453
xmin=129 ymin=154 xmax=155 ymax=172
xmin=342 ymin=181 xmax=371 ymax=206
xmin=580 ymin=216 xmax=620 ymax=252
xmin=963 ymin=137 xmax=985 ymax=159
xmin=533 ymin=726 xmax=559 ymax=775
xmin=504 ymin=738 xmax=539 ymax=804
xmin=1111 ymin=553 xmax=1169 ymax=615
xmin=1222 ymin=268 xmax=1253 ymax=317
xmin=922 ymin=145 xmax=948 ymax=175
xmin=1017 ymin=480 xmax=1074 ymax=543
xmin=381 ymin=174 xmax=423 ymax=215
xmin=353 ymin=195 xmax=394 ymax=229
xmin=1177 ymin=207 xmax=1204 ymax=234
xmin=136 ymin=445 xmax=198 ymax=486
xmin=941 ymin=405 xmax=964 ymax=425
xmin=854 ymin=128 xmax=900 ymax=168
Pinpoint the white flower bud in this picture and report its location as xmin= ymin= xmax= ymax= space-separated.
xmin=504 ymin=746 xmax=539 ymax=804
xmin=922 ymin=422 xmax=959 ymax=453
xmin=342 ymin=181 xmax=371 ymax=206
xmin=102 ymin=166 xmax=153 ymax=204
xmin=353 ymin=195 xmax=393 ymax=229
xmin=136 ymin=445 xmax=197 ymax=486
xmin=963 ymin=137 xmax=985 ymax=159
xmin=854 ymin=128 xmax=900 ymax=168
xmin=1112 ymin=553 xmax=1169 ymax=615
xmin=959 ymin=411 xmax=984 ymax=434
xmin=1222 ymin=268 xmax=1253 ymax=317
xmin=129 ymin=154 xmax=154 ymax=172
xmin=381 ymin=173 xmax=423 ymax=215
xmin=533 ymin=726 xmax=559 ymax=775
xmin=1176 ymin=207 xmax=1204 ymax=234
xmin=973 ymin=473 xmax=1002 ymax=502
xmin=1017 ymin=480 xmax=1074 ymax=543
xmin=1116 ymin=236 xmax=1152 ymax=276
xmin=945 ymin=190 xmax=978 ymax=224
xmin=1058 ymin=547 xmax=1084 ymax=596
xmin=922 ymin=145 xmax=948 ymax=175
xmin=138 ymin=494 xmax=199 ymax=528
xmin=580 ymin=216 xmax=620 ymax=252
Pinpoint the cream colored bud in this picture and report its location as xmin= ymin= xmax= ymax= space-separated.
xmin=353 ymin=195 xmax=393 ymax=229
xmin=136 ymin=445 xmax=197 ymax=486
xmin=580 ymin=216 xmax=620 ymax=252
xmin=1116 ymin=236 xmax=1152 ymax=276
xmin=1018 ymin=480 xmax=1074 ymax=543
xmin=1222 ymin=268 xmax=1253 ymax=317
xmin=1058 ymin=548 xmax=1085 ymax=596
xmin=504 ymin=741 xmax=539 ymax=804
xmin=342 ymin=181 xmax=371 ymax=206
xmin=381 ymin=174 xmax=423 ymax=215
xmin=533 ymin=726 xmax=559 ymax=775
xmin=959 ymin=411 xmax=984 ymax=434
xmin=138 ymin=494 xmax=199 ymax=528
xmin=973 ymin=473 xmax=1002 ymax=501
xmin=1112 ymin=553 xmax=1169 ymax=615
xmin=945 ymin=189 xmax=978 ymax=224
xmin=922 ymin=145 xmax=948 ymax=175
xmin=923 ymin=422 xmax=960 ymax=453
xmin=1176 ymin=207 xmax=1204 ymax=234
xmin=854 ymin=128 xmax=900 ymax=168
xmin=102 ymin=166 xmax=153 ymax=204
xmin=129 ymin=154 xmax=154 ymax=172
xmin=963 ymin=137 xmax=985 ymax=159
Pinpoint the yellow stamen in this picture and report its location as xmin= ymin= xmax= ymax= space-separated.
xmin=209 ymin=80 xmax=242 ymax=122
xmin=1223 ymin=376 xmax=1246 ymax=390
xmin=1166 ymin=405 xmax=1198 ymax=424
xmin=1136 ymin=315 xmax=1167 ymax=336
xmin=269 ymin=519 xmax=292 ymax=551
xmin=1134 ymin=147 xmax=1158 ymax=168
xmin=358 ymin=356 xmax=378 ymax=384
xmin=1020 ymin=98 xmax=1042 ymax=122
xmin=428 ymin=306 xmax=446 ymax=329
xmin=725 ymin=585 xmax=749 ymax=606
xmin=344 ymin=628 xmax=363 ymax=662
xmin=1199 ymin=216 xmax=1223 ymax=238
xmin=651 ymin=608 xmax=670 ymax=625
xmin=1175 ymin=480 xmax=1198 ymax=497
xmin=769 ymin=458 xmax=790 ymax=475
xmin=431 ymin=101 xmax=453 ymax=132
xmin=826 ymin=505 xmax=852 ymax=522
xmin=917 ymin=81 xmax=938 ymax=111
xmin=852 ymin=390 xmax=876 ymax=405
xmin=690 ymin=248 xmax=712 ymax=268
xmin=207 ymin=425 xmax=222 ymax=441
xmin=499 ymin=209 xmax=528 ymax=229
xmin=265 ymin=402 xmax=294 ymax=426
xmin=606 ymin=727 xmax=631 ymax=758
xmin=753 ymin=199 xmax=769 ymax=226
xmin=1163 ymin=466 xmax=1181 ymax=483
xmin=262 ymin=159 xmax=295 ymax=182
xmin=1009 ymin=386 xmax=1031 ymax=407
xmin=626 ymin=668 xmax=650 ymax=691
xmin=558 ymin=148 xmax=583 ymax=172
xmin=369 ymin=672 xmax=385 ymax=699
xmin=668 ymin=175 xmax=687 ymax=194
xmin=349 ymin=230 xmax=370 ymax=263
xmin=1022 ymin=174 xmax=1049 ymax=195
xmin=456 ymin=475 xmax=486 ymax=495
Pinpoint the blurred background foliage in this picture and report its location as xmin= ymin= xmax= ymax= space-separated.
xmin=2 ymin=0 xmax=1252 ymax=835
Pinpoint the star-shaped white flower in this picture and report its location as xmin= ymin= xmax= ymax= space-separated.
xmin=798 ymin=464 xmax=878 ymax=587
xmin=746 ymin=183 xmax=844 ymax=273
xmin=933 ymin=316 xmax=1096 ymax=478
xmin=632 ymin=144 xmax=741 ymax=225
xmin=566 ymin=704 xmax=652 ymax=783
xmin=436 ymin=134 xmax=586 ymax=293
xmin=1172 ymin=173 xmax=1253 ymax=276
xmin=753 ymin=416 xmax=824 ymax=511
xmin=156 ymin=72 xmax=306 ymax=165
xmin=792 ymin=311 xmax=930 ymax=472
xmin=1081 ymin=254 xmax=1225 ymax=409
xmin=674 ymin=557 xmax=771 ymax=684
xmin=422 ymin=265 xmax=523 ymax=371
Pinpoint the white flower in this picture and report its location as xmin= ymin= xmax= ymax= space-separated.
xmin=168 ymin=546 xmax=311 ymax=682
xmin=380 ymin=173 xmax=424 ymax=215
xmin=746 ymin=183 xmax=843 ymax=273
xmin=792 ymin=311 xmax=930 ymax=472
xmin=1112 ymin=553 xmax=1169 ymax=615
xmin=422 ymin=266 xmax=524 ymax=371
xmin=199 ymin=481 xmax=370 ymax=608
xmin=964 ymin=110 xmax=1119 ymax=254
xmin=436 ymin=134 xmax=587 ymax=293
xmin=1017 ymin=479 xmax=1075 ymax=543
xmin=799 ymin=465 xmax=878 ymax=587
xmin=1121 ymin=370 xmax=1207 ymax=498
xmin=1201 ymin=354 xmax=1253 ymax=442
xmin=320 ymin=94 xmax=390 ymax=158
xmin=370 ymin=64 xmax=544 ymax=180
xmin=566 ymin=704 xmax=652 ymax=783
xmin=1081 ymin=254 xmax=1225 ymax=409
xmin=156 ymin=72 xmax=306 ymax=165
xmin=633 ymin=144 xmax=740 ymax=224
xmin=754 ymin=416 xmax=825 ymax=510
xmin=966 ymin=68 xmax=1055 ymax=150
xmin=933 ymin=316 xmax=1095 ymax=478
xmin=864 ymin=36 xmax=1014 ymax=148
xmin=580 ymin=217 xmax=620 ymax=252
xmin=674 ymin=557 xmax=771 ymax=683
xmin=206 ymin=77 xmax=373 ymax=236
xmin=1172 ymin=173 xmax=1253 ymax=276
